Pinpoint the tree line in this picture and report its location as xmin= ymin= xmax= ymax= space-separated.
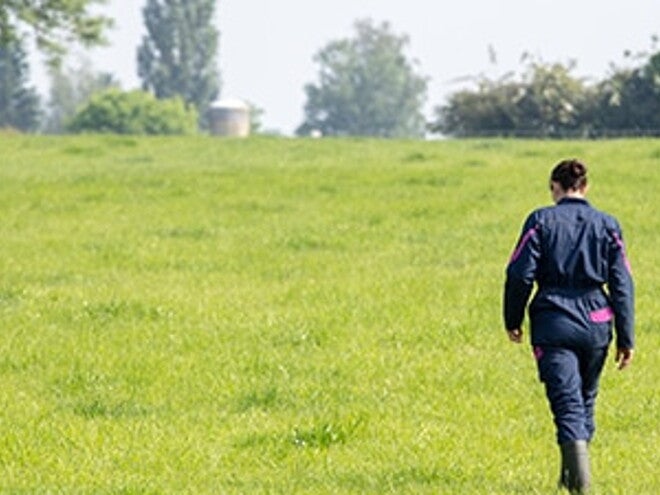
xmin=434 ymin=44 xmax=660 ymax=138
xmin=1 ymin=2 xmax=658 ymax=137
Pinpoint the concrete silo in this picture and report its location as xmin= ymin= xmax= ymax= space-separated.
xmin=209 ymin=98 xmax=250 ymax=137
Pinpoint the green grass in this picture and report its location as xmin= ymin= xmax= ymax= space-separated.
xmin=0 ymin=135 xmax=658 ymax=493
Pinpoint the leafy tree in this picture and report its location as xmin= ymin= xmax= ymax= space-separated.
xmin=433 ymin=60 xmax=590 ymax=137
xmin=297 ymin=19 xmax=428 ymax=138
xmin=137 ymin=0 xmax=220 ymax=128
xmin=67 ymin=89 xmax=198 ymax=135
xmin=590 ymin=51 xmax=660 ymax=134
xmin=0 ymin=36 xmax=40 ymax=131
xmin=433 ymin=79 xmax=522 ymax=137
xmin=513 ymin=61 xmax=589 ymax=136
xmin=45 ymin=58 xmax=119 ymax=133
xmin=0 ymin=1 xmax=111 ymax=65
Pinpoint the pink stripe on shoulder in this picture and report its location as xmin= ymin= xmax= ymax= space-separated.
xmin=509 ymin=227 xmax=537 ymax=263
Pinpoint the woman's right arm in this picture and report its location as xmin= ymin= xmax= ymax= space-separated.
xmin=607 ymin=223 xmax=635 ymax=354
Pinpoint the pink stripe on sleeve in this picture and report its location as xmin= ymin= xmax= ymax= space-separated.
xmin=509 ymin=227 xmax=537 ymax=263
xmin=612 ymin=231 xmax=632 ymax=274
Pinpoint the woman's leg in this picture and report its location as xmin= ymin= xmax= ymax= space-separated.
xmin=579 ymin=347 xmax=608 ymax=442
xmin=536 ymin=347 xmax=589 ymax=444
xmin=536 ymin=346 xmax=592 ymax=492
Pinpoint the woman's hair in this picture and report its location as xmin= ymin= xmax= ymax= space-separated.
xmin=550 ymin=159 xmax=588 ymax=191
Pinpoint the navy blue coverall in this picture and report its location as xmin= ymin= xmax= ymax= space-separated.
xmin=504 ymin=197 xmax=635 ymax=444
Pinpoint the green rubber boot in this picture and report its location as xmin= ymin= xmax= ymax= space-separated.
xmin=559 ymin=440 xmax=591 ymax=493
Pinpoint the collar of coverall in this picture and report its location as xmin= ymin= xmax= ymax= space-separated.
xmin=557 ymin=197 xmax=589 ymax=206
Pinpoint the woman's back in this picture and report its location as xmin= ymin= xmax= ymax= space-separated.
xmin=532 ymin=197 xmax=617 ymax=291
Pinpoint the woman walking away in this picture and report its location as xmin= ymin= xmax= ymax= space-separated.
xmin=503 ymin=159 xmax=635 ymax=493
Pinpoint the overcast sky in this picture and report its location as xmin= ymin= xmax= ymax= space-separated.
xmin=30 ymin=0 xmax=660 ymax=135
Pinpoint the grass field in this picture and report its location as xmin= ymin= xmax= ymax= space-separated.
xmin=0 ymin=135 xmax=658 ymax=494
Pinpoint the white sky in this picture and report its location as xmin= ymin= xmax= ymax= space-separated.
xmin=30 ymin=0 xmax=660 ymax=135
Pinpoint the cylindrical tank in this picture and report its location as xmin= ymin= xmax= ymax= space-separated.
xmin=209 ymin=98 xmax=250 ymax=137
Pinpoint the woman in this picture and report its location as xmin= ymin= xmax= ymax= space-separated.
xmin=503 ymin=159 xmax=635 ymax=493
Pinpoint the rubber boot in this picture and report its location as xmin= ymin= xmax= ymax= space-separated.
xmin=559 ymin=448 xmax=568 ymax=490
xmin=559 ymin=440 xmax=591 ymax=493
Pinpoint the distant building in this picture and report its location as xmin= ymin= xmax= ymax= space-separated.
xmin=209 ymin=98 xmax=250 ymax=137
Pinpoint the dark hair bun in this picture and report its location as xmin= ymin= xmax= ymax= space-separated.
xmin=570 ymin=161 xmax=586 ymax=179
xmin=551 ymin=159 xmax=588 ymax=191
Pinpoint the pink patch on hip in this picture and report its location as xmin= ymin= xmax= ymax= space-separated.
xmin=533 ymin=346 xmax=544 ymax=361
xmin=589 ymin=307 xmax=614 ymax=323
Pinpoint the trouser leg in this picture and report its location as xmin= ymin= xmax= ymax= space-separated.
xmin=536 ymin=346 xmax=604 ymax=493
xmin=579 ymin=347 xmax=608 ymax=442
xmin=536 ymin=347 xmax=588 ymax=444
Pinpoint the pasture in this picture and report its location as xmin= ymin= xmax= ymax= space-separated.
xmin=0 ymin=135 xmax=658 ymax=493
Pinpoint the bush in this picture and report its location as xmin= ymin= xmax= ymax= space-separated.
xmin=67 ymin=89 xmax=198 ymax=135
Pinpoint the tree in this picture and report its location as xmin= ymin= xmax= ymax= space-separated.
xmin=0 ymin=1 xmax=111 ymax=65
xmin=512 ymin=61 xmax=590 ymax=136
xmin=137 ymin=0 xmax=220 ymax=128
xmin=67 ymin=89 xmax=198 ymax=135
xmin=45 ymin=57 xmax=119 ymax=133
xmin=0 ymin=36 xmax=40 ymax=131
xmin=433 ymin=79 xmax=522 ymax=137
xmin=433 ymin=59 xmax=590 ymax=137
xmin=297 ymin=19 xmax=428 ymax=138
xmin=591 ymin=51 xmax=660 ymax=134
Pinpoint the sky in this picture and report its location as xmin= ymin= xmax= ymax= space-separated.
xmin=30 ymin=0 xmax=660 ymax=135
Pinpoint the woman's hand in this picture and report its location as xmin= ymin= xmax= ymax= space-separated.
xmin=615 ymin=348 xmax=634 ymax=370
xmin=507 ymin=328 xmax=523 ymax=343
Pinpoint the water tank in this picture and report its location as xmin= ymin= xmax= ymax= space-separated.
xmin=209 ymin=98 xmax=250 ymax=137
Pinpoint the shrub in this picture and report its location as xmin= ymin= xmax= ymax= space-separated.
xmin=67 ymin=89 xmax=198 ymax=135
